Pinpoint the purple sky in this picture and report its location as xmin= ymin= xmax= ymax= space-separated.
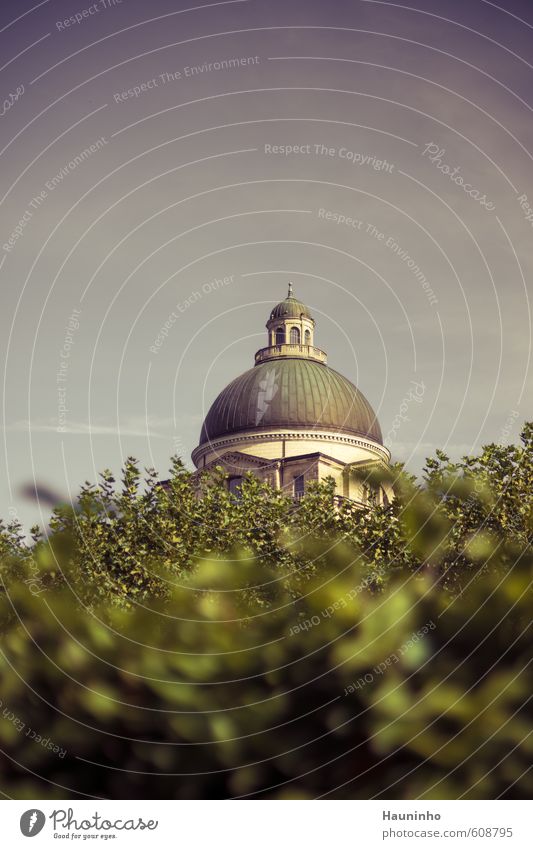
xmin=1 ymin=0 xmax=532 ymax=528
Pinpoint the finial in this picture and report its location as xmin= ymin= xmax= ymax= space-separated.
xmin=287 ymin=281 xmax=294 ymax=298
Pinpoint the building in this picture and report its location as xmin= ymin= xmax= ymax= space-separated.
xmin=191 ymin=285 xmax=392 ymax=506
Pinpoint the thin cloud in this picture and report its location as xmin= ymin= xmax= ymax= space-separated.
xmin=5 ymin=419 xmax=163 ymax=438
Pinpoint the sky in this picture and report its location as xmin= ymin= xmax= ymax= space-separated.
xmin=0 ymin=0 xmax=532 ymax=530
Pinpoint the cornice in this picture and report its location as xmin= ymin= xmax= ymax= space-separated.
xmin=192 ymin=427 xmax=391 ymax=467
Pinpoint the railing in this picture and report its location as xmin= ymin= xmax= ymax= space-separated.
xmin=255 ymin=344 xmax=327 ymax=365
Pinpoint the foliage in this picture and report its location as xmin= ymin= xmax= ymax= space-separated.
xmin=6 ymin=424 xmax=533 ymax=607
xmin=0 ymin=426 xmax=531 ymax=798
xmin=0 ymin=532 xmax=530 ymax=799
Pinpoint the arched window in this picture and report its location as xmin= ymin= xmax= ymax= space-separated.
xmin=290 ymin=326 xmax=300 ymax=344
xmin=275 ymin=327 xmax=285 ymax=345
xmin=293 ymin=474 xmax=305 ymax=499
xmin=304 ymin=329 xmax=311 ymax=346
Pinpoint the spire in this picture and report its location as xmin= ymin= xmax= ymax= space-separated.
xmin=287 ymin=281 xmax=294 ymax=299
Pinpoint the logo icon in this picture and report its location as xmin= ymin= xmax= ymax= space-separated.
xmin=20 ymin=810 xmax=46 ymax=837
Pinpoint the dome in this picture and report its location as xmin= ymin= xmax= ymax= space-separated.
xmin=270 ymin=297 xmax=312 ymax=321
xmin=269 ymin=282 xmax=312 ymax=321
xmin=199 ymin=358 xmax=382 ymax=445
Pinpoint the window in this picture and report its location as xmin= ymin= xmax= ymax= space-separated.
xmin=229 ymin=476 xmax=243 ymax=497
xmin=304 ymin=329 xmax=311 ymax=345
xmin=275 ymin=327 xmax=285 ymax=345
xmin=293 ymin=474 xmax=305 ymax=499
xmin=363 ymin=485 xmax=377 ymax=506
xmin=290 ymin=326 xmax=300 ymax=344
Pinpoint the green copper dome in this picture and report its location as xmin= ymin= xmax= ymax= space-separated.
xmin=269 ymin=282 xmax=313 ymax=321
xmin=199 ymin=358 xmax=382 ymax=445
xmin=270 ymin=298 xmax=311 ymax=321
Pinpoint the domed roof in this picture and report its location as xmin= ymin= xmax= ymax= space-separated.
xmin=199 ymin=358 xmax=382 ymax=445
xmin=269 ymin=282 xmax=312 ymax=321
xmin=270 ymin=298 xmax=311 ymax=321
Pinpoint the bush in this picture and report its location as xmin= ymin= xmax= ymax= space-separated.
xmin=0 ymin=427 xmax=531 ymax=798
xmin=0 ymin=538 xmax=530 ymax=797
